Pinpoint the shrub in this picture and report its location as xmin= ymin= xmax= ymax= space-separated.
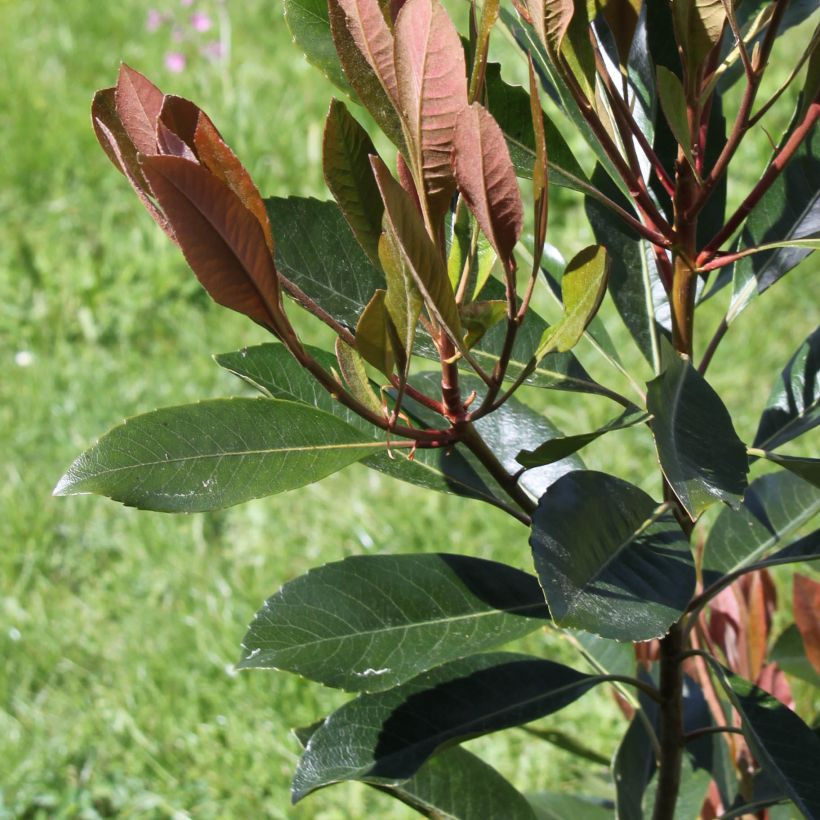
xmin=57 ymin=0 xmax=819 ymax=816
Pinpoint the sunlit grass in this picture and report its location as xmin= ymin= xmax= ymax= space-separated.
xmin=1 ymin=1 xmax=816 ymax=816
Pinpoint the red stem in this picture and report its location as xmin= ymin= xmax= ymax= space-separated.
xmin=698 ymin=99 xmax=820 ymax=265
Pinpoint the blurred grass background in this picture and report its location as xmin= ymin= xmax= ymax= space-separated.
xmin=0 ymin=0 xmax=816 ymax=817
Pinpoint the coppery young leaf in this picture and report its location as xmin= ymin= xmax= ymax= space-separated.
xmin=379 ymin=230 xmax=422 ymax=370
xmin=452 ymin=102 xmax=524 ymax=273
xmin=141 ymin=156 xmax=283 ymax=334
xmin=91 ymin=89 xmax=175 ymax=241
xmin=395 ymin=0 xmax=468 ymax=223
xmin=329 ymin=0 xmax=405 ymax=148
xmin=114 ymin=63 xmax=164 ymax=157
xmin=793 ymin=575 xmax=820 ymax=676
xmin=671 ymin=0 xmax=727 ymax=85
xmin=322 ymin=99 xmax=384 ymax=264
xmin=193 ymin=112 xmax=274 ymax=253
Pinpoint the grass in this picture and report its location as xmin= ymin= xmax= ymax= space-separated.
xmin=1 ymin=1 xmax=817 ymax=817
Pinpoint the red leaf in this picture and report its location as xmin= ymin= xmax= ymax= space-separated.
xmin=91 ymin=88 xmax=175 ymax=242
xmin=329 ymin=0 xmax=405 ymax=148
xmin=395 ymin=0 xmax=467 ymax=223
xmin=452 ymin=102 xmax=523 ymax=273
xmin=141 ymin=156 xmax=282 ymax=333
xmin=794 ymin=574 xmax=820 ymax=676
xmin=115 ymin=64 xmax=164 ymax=157
xmin=397 ymin=152 xmax=422 ymax=214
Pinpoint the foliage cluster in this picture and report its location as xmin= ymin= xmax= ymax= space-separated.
xmin=57 ymin=0 xmax=819 ymax=817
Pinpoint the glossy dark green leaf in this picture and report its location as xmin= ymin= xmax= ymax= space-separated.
xmin=295 ymin=721 xmax=538 ymax=819
xmin=284 ymin=0 xmax=354 ymax=96
xmin=754 ymin=327 xmax=820 ymax=451
xmin=484 ymin=63 xmax=589 ymax=191
xmin=727 ymin=118 xmax=819 ymax=324
xmin=647 ymin=355 xmax=748 ymax=518
xmin=264 ymin=196 xmax=385 ymax=329
xmin=527 ymin=792 xmax=613 ymax=820
xmin=585 ymin=166 xmax=671 ymax=369
xmin=529 ymin=471 xmax=694 ymax=641
xmin=516 ymin=407 xmax=648 ymax=468
xmin=613 ymin=711 xmax=656 ymax=820
xmin=53 ymin=399 xmax=378 ymax=512
xmin=409 ymin=371 xmax=583 ymax=500
xmin=375 ymin=747 xmax=538 ymax=819
xmin=322 ymin=99 xmax=383 ymax=265
xmin=754 ymin=451 xmax=820 ymax=489
xmin=291 ymin=652 xmax=598 ymax=800
xmin=711 ymin=665 xmax=820 ymax=818
xmin=214 ymin=343 xmax=500 ymax=506
xmin=702 ymin=471 xmax=820 ymax=578
xmin=239 ymin=553 xmax=549 ymax=692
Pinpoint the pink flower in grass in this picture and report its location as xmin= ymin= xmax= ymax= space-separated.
xmin=201 ymin=40 xmax=224 ymax=61
xmin=146 ymin=9 xmax=165 ymax=31
xmin=191 ymin=11 xmax=212 ymax=32
xmin=165 ymin=52 xmax=187 ymax=73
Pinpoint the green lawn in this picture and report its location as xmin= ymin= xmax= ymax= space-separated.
xmin=1 ymin=1 xmax=817 ymax=817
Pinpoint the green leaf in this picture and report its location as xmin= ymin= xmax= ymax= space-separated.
xmin=240 ymin=554 xmax=549 ymax=691
xmin=291 ymin=652 xmax=598 ymax=800
xmin=322 ymin=99 xmax=384 ymax=265
xmin=484 ymin=62 xmax=590 ymax=192
xmin=754 ymin=327 xmax=820 ymax=451
xmin=646 ymin=355 xmax=748 ymax=518
xmin=265 ymin=196 xmax=385 ymax=329
xmin=702 ymin=471 xmax=820 ymax=577
xmin=641 ymin=755 xmax=712 ymax=820
xmin=53 ymin=398 xmax=379 ymax=512
xmin=771 ymin=623 xmax=820 ymax=687
xmin=529 ymin=471 xmax=694 ymax=641
xmin=355 ymin=289 xmax=396 ymax=377
xmin=728 ymin=116 xmax=819 ymax=324
xmin=284 ymin=0 xmax=355 ymax=96
xmin=379 ymin=227 xmax=423 ymax=369
xmin=446 ymin=198 xmax=498 ymax=295
xmin=516 ymin=407 xmax=648 ymax=467
xmin=376 ymin=747 xmax=539 ymax=819
xmin=710 ymin=665 xmax=820 ymax=818
xmin=752 ymin=451 xmax=820 ymax=489
xmin=536 ymin=245 xmax=610 ymax=358
xmin=214 ymin=343 xmax=501 ymax=506
xmin=670 ymin=0 xmax=727 ymax=85
xmin=613 ymin=711 xmax=657 ymax=820
xmin=460 ymin=300 xmax=508 ymax=350
xmin=335 ymin=337 xmax=383 ymax=414
xmin=527 ymin=792 xmax=613 ymax=820
xmin=294 ymin=722 xmax=538 ymax=819
xmin=656 ymin=66 xmax=696 ymax=172
xmin=585 ymin=167 xmax=670 ymax=370
xmin=371 ymin=156 xmax=462 ymax=338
